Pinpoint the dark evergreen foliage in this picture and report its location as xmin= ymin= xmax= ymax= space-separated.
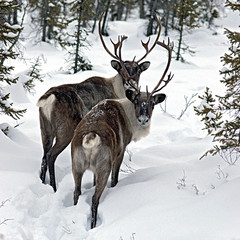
xmin=0 ymin=0 xmax=26 ymax=120
xmin=194 ymin=0 xmax=240 ymax=164
xmin=174 ymin=0 xmax=200 ymax=61
xmin=23 ymin=57 xmax=44 ymax=94
xmin=67 ymin=0 xmax=94 ymax=73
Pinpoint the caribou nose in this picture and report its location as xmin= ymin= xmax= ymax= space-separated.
xmin=137 ymin=115 xmax=150 ymax=126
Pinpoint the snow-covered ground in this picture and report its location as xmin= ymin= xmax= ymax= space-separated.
xmin=0 ymin=8 xmax=240 ymax=240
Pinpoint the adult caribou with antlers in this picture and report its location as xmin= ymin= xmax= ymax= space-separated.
xmin=37 ymin=13 xmax=161 ymax=191
xmin=71 ymin=36 xmax=174 ymax=228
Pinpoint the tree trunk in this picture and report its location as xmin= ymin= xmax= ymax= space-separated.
xmin=176 ymin=0 xmax=185 ymax=61
xmin=47 ymin=25 xmax=53 ymax=40
xmin=101 ymin=0 xmax=111 ymax=36
xmin=171 ymin=0 xmax=177 ymax=28
xmin=117 ymin=1 xmax=124 ymax=20
xmin=91 ymin=0 xmax=100 ymax=33
xmin=139 ymin=0 xmax=145 ymax=19
xmin=176 ymin=22 xmax=183 ymax=61
xmin=176 ymin=1 xmax=185 ymax=61
xmin=42 ymin=0 xmax=48 ymax=42
xmin=74 ymin=5 xmax=82 ymax=74
xmin=164 ymin=0 xmax=169 ymax=36
xmin=13 ymin=0 xmax=18 ymax=24
xmin=124 ymin=0 xmax=130 ymax=21
xmin=146 ymin=0 xmax=157 ymax=36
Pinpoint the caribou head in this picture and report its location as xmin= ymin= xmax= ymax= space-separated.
xmin=99 ymin=13 xmax=162 ymax=90
xmin=126 ymin=37 xmax=174 ymax=127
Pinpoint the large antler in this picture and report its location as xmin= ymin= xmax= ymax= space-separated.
xmin=98 ymin=12 xmax=138 ymax=90
xmin=98 ymin=12 xmax=126 ymax=60
xmin=148 ymin=38 xmax=174 ymax=98
xmin=136 ymin=14 xmax=162 ymax=63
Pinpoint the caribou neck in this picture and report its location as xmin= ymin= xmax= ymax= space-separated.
xmin=106 ymin=74 xmax=126 ymax=99
xmin=118 ymin=98 xmax=151 ymax=142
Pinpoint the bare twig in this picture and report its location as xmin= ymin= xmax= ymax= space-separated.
xmin=62 ymin=225 xmax=72 ymax=234
xmin=120 ymin=149 xmax=135 ymax=174
xmin=216 ymin=165 xmax=229 ymax=180
xmin=176 ymin=170 xmax=187 ymax=189
xmin=160 ymin=96 xmax=167 ymax=113
xmin=192 ymin=184 xmax=199 ymax=195
xmin=126 ymin=148 xmax=133 ymax=162
xmin=219 ymin=149 xmax=239 ymax=165
xmin=178 ymin=93 xmax=198 ymax=120
xmin=0 ymin=199 xmax=10 ymax=208
xmin=0 ymin=199 xmax=13 ymax=226
xmin=0 ymin=218 xmax=13 ymax=226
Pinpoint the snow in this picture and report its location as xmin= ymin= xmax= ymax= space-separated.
xmin=1 ymin=8 xmax=240 ymax=240
xmin=48 ymin=3 xmax=55 ymax=7
xmin=3 ymin=32 xmax=18 ymax=38
xmin=4 ymin=22 xmax=22 ymax=30
xmin=207 ymin=112 xmax=216 ymax=119
xmin=220 ymin=66 xmax=229 ymax=73
xmin=198 ymin=99 xmax=212 ymax=111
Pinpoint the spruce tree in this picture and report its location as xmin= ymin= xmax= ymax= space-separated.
xmin=199 ymin=0 xmax=220 ymax=29
xmin=67 ymin=0 xmax=93 ymax=73
xmin=23 ymin=57 xmax=44 ymax=94
xmin=194 ymin=0 xmax=240 ymax=164
xmin=0 ymin=0 xmax=26 ymax=120
xmin=174 ymin=0 xmax=200 ymax=61
xmin=47 ymin=0 xmax=70 ymax=41
xmin=28 ymin=0 xmax=69 ymax=43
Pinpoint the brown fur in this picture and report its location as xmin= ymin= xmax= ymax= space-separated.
xmin=38 ymin=61 xmax=150 ymax=191
xmin=71 ymin=91 xmax=166 ymax=228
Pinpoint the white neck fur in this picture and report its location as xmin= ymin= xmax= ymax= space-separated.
xmin=118 ymin=98 xmax=150 ymax=142
xmin=108 ymin=74 xmax=126 ymax=99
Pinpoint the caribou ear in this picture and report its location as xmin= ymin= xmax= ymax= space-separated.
xmin=153 ymin=93 xmax=166 ymax=105
xmin=139 ymin=61 xmax=150 ymax=72
xmin=111 ymin=60 xmax=121 ymax=71
xmin=125 ymin=89 xmax=136 ymax=102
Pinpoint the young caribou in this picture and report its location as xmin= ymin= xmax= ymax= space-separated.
xmin=37 ymin=13 xmax=161 ymax=191
xmin=71 ymin=38 xmax=174 ymax=228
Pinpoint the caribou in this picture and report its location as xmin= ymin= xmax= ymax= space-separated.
xmin=71 ymin=38 xmax=174 ymax=228
xmin=37 ymin=13 xmax=161 ymax=191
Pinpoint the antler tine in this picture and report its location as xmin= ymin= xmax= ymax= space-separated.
xmin=110 ymin=35 xmax=128 ymax=60
xmin=118 ymin=35 xmax=128 ymax=61
xmin=110 ymin=35 xmax=130 ymax=75
xmin=98 ymin=12 xmax=139 ymax=92
xmin=99 ymin=12 xmax=129 ymax=62
xmin=141 ymin=37 xmax=151 ymax=52
xmin=137 ymin=14 xmax=162 ymax=63
xmin=149 ymin=38 xmax=174 ymax=97
xmin=110 ymin=37 xmax=121 ymax=58
xmin=155 ymin=72 xmax=174 ymax=93
xmin=146 ymin=85 xmax=150 ymax=98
